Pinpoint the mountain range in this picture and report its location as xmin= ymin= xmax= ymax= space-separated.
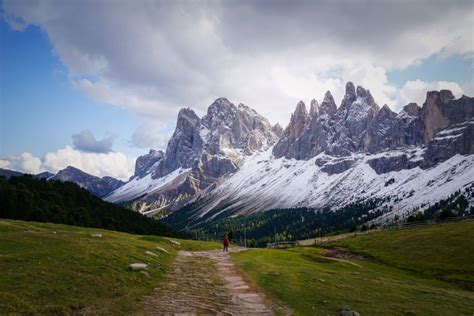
xmin=105 ymin=82 xmax=474 ymax=226
xmin=3 ymin=83 xmax=472 ymax=228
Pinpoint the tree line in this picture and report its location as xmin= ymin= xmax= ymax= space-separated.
xmin=0 ymin=175 xmax=183 ymax=237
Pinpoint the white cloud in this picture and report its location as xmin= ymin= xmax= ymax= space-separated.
xmin=1 ymin=146 xmax=135 ymax=181
xmin=461 ymin=82 xmax=474 ymax=97
xmin=3 ymin=0 xmax=472 ymax=127
xmin=0 ymin=152 xmax=43 ymax=174
xmin=20 ymin=152 xmax=43 ymax=174
xmin=0 ymin=159 xmax=12 ymax=169
xmin=43 ymin=146 xmax=135 ymax=180
xmin=399 ymin=80 xmax=467 ymax=107
xmin=130 ymin=120 xmax=173 ymax=150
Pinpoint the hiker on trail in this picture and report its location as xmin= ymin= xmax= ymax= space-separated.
xmin=223 ymin=235 xmax=230 ymax=252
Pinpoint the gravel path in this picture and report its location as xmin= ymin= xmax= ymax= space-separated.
xmin=142 ymin=248 xmax=289 ymax=315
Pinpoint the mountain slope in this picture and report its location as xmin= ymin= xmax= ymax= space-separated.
xmin=107 ymin=84 xmax=474 ymax=227
xmin=0 ymin=175 xmax=176 ymax=236
xmin=106 ymin=98 xmax=280 ymax=210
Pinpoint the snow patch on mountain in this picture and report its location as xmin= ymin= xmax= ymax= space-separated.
xmin=105 ymin=168 xmax=190 ymax=203
xmin=196 ymin=146 xmax=474 ymax=222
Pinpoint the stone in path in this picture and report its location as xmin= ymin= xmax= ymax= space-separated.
xmin=142 ymin=248 xmax=290 ymax=315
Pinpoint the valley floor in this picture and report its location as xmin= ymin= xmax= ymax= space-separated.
xmin=1 ymin=219 xmax=473 ymax=315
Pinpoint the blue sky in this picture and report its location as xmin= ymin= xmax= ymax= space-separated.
xmin=1 ymin=18 xmax=142 ymax=158
xmin=0 ymin=0 xmax=472 ymax=179
xmin=388 ymin=54 xmax=473 ymax=88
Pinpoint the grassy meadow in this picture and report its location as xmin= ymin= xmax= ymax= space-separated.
xmin=231 ymin=220 xmax=474 ymax=315
xmin=0 ymin=219 xmax=221 ymax=314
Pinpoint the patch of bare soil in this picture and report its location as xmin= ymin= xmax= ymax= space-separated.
xmin=323 ymin=246 xmax=368 ymax=261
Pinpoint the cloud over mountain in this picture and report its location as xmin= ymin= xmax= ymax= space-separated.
xmin=0 ymin=146 xmax=135 ymax=181
xmin=72 ymin=130 xmax=114 ymax=153
xmin=4 ymin=0 xmax=473 ymax=130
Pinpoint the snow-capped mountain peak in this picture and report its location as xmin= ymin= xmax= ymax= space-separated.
xmin=106 ymin=84 xmax=473 ymax=226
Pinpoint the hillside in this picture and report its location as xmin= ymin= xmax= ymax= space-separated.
xmin=0 ymin=220 xmax=222 ymax=314
xmin=165 ymin=190 xmax=473 ymax=247
xmin=231 ymin=220 xmax=474 ymax=315
xmin=0 ymin=175 xmax=178 ymax=237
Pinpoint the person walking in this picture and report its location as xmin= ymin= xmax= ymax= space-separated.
xmin=223 ymin=234 xmax=230 ymax=252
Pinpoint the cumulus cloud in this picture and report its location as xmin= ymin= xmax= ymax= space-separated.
xmin=399 ymin=80 xmax=467 ymax=107
xmin=1 ymin=147 xmax=135 ymax=180
xmin=72 ymin=129 xmax=114 ymax=153
xmin=0 ymin=159 xmax=12 ymax=169
xmin=3 ymin=0 xmax=472 ymax=126
xmin=0 ymin=152 xmax=43 ymax=174
xmin=43 ymin=146 xmax=135 ymax=180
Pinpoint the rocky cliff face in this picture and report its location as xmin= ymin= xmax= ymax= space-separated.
xmin=106 ymin=98 xmax=279 ymax=210
xmin=273 ymin=82 xmax=473 ymax=169
xmin=107 ymin=85 xmax=473 ymax=223
xmin=51 ymin=166 xmax=125 ymax=197
xmin=133 ymin=149 xmax=164 ymax=179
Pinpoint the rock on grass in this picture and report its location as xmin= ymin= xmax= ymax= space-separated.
xmin=129 ymin=263 xmax=148 ymax=271
xmin=156 ymin=246 xmax=169 ymax=254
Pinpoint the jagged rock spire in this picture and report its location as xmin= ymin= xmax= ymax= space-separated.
xmin=378 ymin=104 xmax=396 ymax=118
xmin=287 ymin=101 xmax=309 ymax=138
xmin=310 ymin=99 xmax=320 ymax=117
xmin=272 ymin=123 xmax=284 ymax=138
xmin=336 ymin=82 xmax=357 ymax=121
xmin=320 ymin=91 xmax=337 ymax=117
xmin=403 ymin=103 xmax=421 ymax=116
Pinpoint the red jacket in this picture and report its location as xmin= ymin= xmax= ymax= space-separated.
xmin=223 ymin=237 xmax=229 ymax=245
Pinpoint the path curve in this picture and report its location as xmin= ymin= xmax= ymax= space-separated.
xmin=142 ymin=248 xmax=289 ymax=315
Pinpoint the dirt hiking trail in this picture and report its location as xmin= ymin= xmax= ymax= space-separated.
xmin=142 ymin=248 xmax=291 ymax=315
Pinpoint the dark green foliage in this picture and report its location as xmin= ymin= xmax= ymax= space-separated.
xmin=167 ymin=198 xmax=386 ymax=247
xmin=384 ymin=178 xmax=395 ymax=187
xmin=227 ymin=229 xmax=234 ymax=242
xmin=422 ymin=189 xmax=471 ymax=221
xmin=407 ymin=212 xmax=426 ymax=223
xmin=0 ymin=175 xmax=182 ymax=237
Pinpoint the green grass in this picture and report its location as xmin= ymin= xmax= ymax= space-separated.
xmin=231 ymin=221 xmax=474 ymax=315
xmin=0 ymin=219 xmax=221 ymax=314
xmin=333 ymin=221 xmax=474 ymax=289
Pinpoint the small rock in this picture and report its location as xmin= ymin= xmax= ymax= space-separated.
xmin=139 ymin=271 xmax=150 ymax=278
xmin=340 ymin=310 xmax=360 ymax=316
xmin=53 ymin=231 xmax=57 ymax=234
xmin=319 ymin=279 xmax=325 ymax=282
xmin=91 ymin=234 xmax=102 ymax=238
xmin=129 ymin=263 xmax=148 ymax=271
xmin=145 ymin=251 xmax=158 ymax=257
xmin=169 ymin=240 xmax=181 ymax=246
xmin=156 ymin=246 xmax=169 ymax=254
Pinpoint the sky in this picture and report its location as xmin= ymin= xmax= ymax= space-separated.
xmin=0 ymin=0 xmax=473 ymax=180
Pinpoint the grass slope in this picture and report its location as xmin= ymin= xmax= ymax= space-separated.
xmin=232 ymin=221 xmax=474 ymax=315
xmin=333 ymin=220 xmax=474 ymax=290
xmin=0 ymin=220 xmax=221 ymax=314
